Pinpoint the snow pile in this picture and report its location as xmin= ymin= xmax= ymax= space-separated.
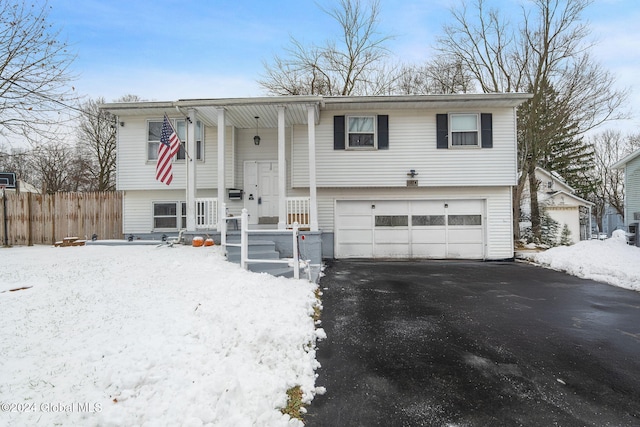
xmin=523 ymin=233 xmax=640 ymax=291
xmin=0 ymin=245 xmax=323 ymax=426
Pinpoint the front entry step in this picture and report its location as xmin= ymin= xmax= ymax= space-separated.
xmin=225 ymin=239 xmax=299 ymax=278
xmin=226 ymin=240 xmax=280 ymax=263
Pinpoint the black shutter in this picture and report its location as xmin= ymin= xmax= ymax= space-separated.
xmin=481 ymin=113 xmax=493 ymax=148
xmin=377 ymin=115 xmax=389 ymax=150
xmin=436 ymin=114 xmax=448 ymax=149
xmin=334 ymin=115 xmax=345 ymax=150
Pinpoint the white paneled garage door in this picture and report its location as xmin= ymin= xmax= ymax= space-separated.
xmin=335 ymin=199 xmax=485 ymax=259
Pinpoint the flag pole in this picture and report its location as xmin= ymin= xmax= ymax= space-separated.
xmin=164 ymin=113 xmax=193 ymax=161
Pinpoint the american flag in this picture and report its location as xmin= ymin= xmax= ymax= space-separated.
xmin=156 ymin=115 xmax=181 ymax=185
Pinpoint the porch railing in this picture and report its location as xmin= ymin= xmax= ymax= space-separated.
xmin=195 ymin=198 xmax=217 ymax=229
xmin=286 ymin=197 xmax=310 ymax=229
xmin=239 ymin=208 xmax=309 ymax=280
xmin=219 ymin=204 xmax=310 ymax=281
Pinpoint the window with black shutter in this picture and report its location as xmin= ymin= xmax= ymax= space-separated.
xmin=436 ymin=113 xmax=493 ymax=148
xmin=333 ymin=115 xmax=389 ymax=150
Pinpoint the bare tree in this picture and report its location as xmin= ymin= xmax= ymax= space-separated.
xmin=436 ymin=0 xmax=628 ymax=241
xmin=29 ymin=140 xmax=92 ymax=193
xmin=396 ymin=57 xmax=474 ymax=95
xmin=586 ymin=130 xmax=640 ymax=229
xmin=0 ymin=144 xmax=35 ymax=186
xmin=77 ymin=97 xmax=117 ymax=191
xmin=259 ymin=0 xmax=393 ymax=96
xmin=0 ymin=0 xmax=77 ymax=140
xmin=438 ymin=0 xmax=527 ymax=93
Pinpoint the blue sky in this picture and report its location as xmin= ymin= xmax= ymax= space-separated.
xmin=49 ymin=0 xmax=640 ymax=132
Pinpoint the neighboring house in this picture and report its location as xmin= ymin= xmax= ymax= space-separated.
xmin=612 ymin=148 xmax=640 ymax=245
xmin=14 ymin=180 xmax=40 ymax=194
xmin=0 ymin=173 xmax=39 ymax=193
xmin=598 ymin=204 xmax=624 ymax=237
xmin=520 ymin=167 xmax=593 ymax=244
xmin=102 ymin=93 xmax=531 ymax=260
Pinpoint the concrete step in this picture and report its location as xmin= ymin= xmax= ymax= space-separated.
xmin=224 ymin=238 xmax=313 ymax=281
xmin=227 ymin=250 xmax=280 ymax=263
xmin=225 ymin=240 xmax=280 ymax=264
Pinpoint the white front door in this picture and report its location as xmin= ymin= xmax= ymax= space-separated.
xmin=244 ymin=161 xmax=279 ymax=225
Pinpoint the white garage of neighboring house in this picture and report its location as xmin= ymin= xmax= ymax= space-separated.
xmin=521 ymin=167 xmax=593 ymax=244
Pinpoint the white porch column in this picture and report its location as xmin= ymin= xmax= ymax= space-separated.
xmin=217 ymin=108 xmax=226 ymax=231
xmin=307 ymin=105 xmax=319 ymax=232
xmin=185 ymin=108 xmax=197 ymax=231
xmin=277 ymin=106 xmax=287 ymax=230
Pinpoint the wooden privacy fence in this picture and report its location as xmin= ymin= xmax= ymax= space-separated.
xmin=0 ymin=191 xmax=123 ymax=246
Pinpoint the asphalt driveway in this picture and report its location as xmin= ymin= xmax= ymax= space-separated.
xmin=305 ymin=260 xmax=640 ymax=427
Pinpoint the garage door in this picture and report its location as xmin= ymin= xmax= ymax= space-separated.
xmin=335 ymin=199 xmax=485 ymax=259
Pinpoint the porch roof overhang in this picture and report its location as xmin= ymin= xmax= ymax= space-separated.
xmin=100 ymin=95 xmax=323 ymax=129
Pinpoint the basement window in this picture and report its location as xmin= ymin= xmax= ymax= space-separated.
xmin=153 ymin=202 xmax=186 ymax=230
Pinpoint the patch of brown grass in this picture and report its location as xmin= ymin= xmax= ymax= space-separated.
xmin=281 ymin=385 xmax=304 ymax=420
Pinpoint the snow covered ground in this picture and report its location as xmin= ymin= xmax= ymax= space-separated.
xmin=0 ymin=244 xmax=324 ymax=427
xmin=520 ymin=230 xmax=640 ymax=292
xmin=1 ymin=233 xmax=637 ymax=426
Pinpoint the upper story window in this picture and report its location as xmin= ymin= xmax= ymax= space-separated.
xmin=147 ymin=120 xmax=163 ymax=160
xmin=334 ymin=115 xmax=389 ymax=150
xmin=347 ymin=116 xmax=376 ymax=148
xmin=147 ymin=119 xmax=203 ymax=161
xmin=450 ymin=113 xmax=479 ymax=147
xmin=176 ymin=120 xmax=204 ymax=160
xmin=436 ymin=113 xmax=492 ymax=149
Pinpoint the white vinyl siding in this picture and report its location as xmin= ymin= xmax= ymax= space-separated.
xmin=116 ymin=116 xmax=232 ymax=191
xmin=293 ymin=108 xmax=516 ymax=188
xmin=122 ymin=189 xmax=218 ymax=234
xmin=234 ymin=126 xmax=292 ymax=190
xmin=123 ymin=190 xmax=184 ymax=233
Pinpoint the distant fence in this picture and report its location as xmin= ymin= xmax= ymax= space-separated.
xmin=0 ymin=191 xmax=123 ymax=246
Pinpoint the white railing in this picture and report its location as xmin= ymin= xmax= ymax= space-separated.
xmin=239 ymin=208 xmax=308 ymax=280
xmin=220 ymin=204 xmax=309 ymax=281
xmin=195 ymin=198 xmax=217 ymax=229
xmin=220 ymin=203 xmax=236 ymax=249
xmin=286 ymin=197 xmax=310 ymax=228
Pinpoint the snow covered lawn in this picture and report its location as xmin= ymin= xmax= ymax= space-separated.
xmin=520 ymin=231 xmax=640 ymax=292
xmin=0 ymin=244 xmax=324 ymax=426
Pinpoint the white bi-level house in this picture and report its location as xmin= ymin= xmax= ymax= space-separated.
xmin=102 ymin=93 xmax=531 ymax=260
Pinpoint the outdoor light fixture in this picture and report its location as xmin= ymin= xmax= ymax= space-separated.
xmin=253 ymin=116 xmax=261 ymax=145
